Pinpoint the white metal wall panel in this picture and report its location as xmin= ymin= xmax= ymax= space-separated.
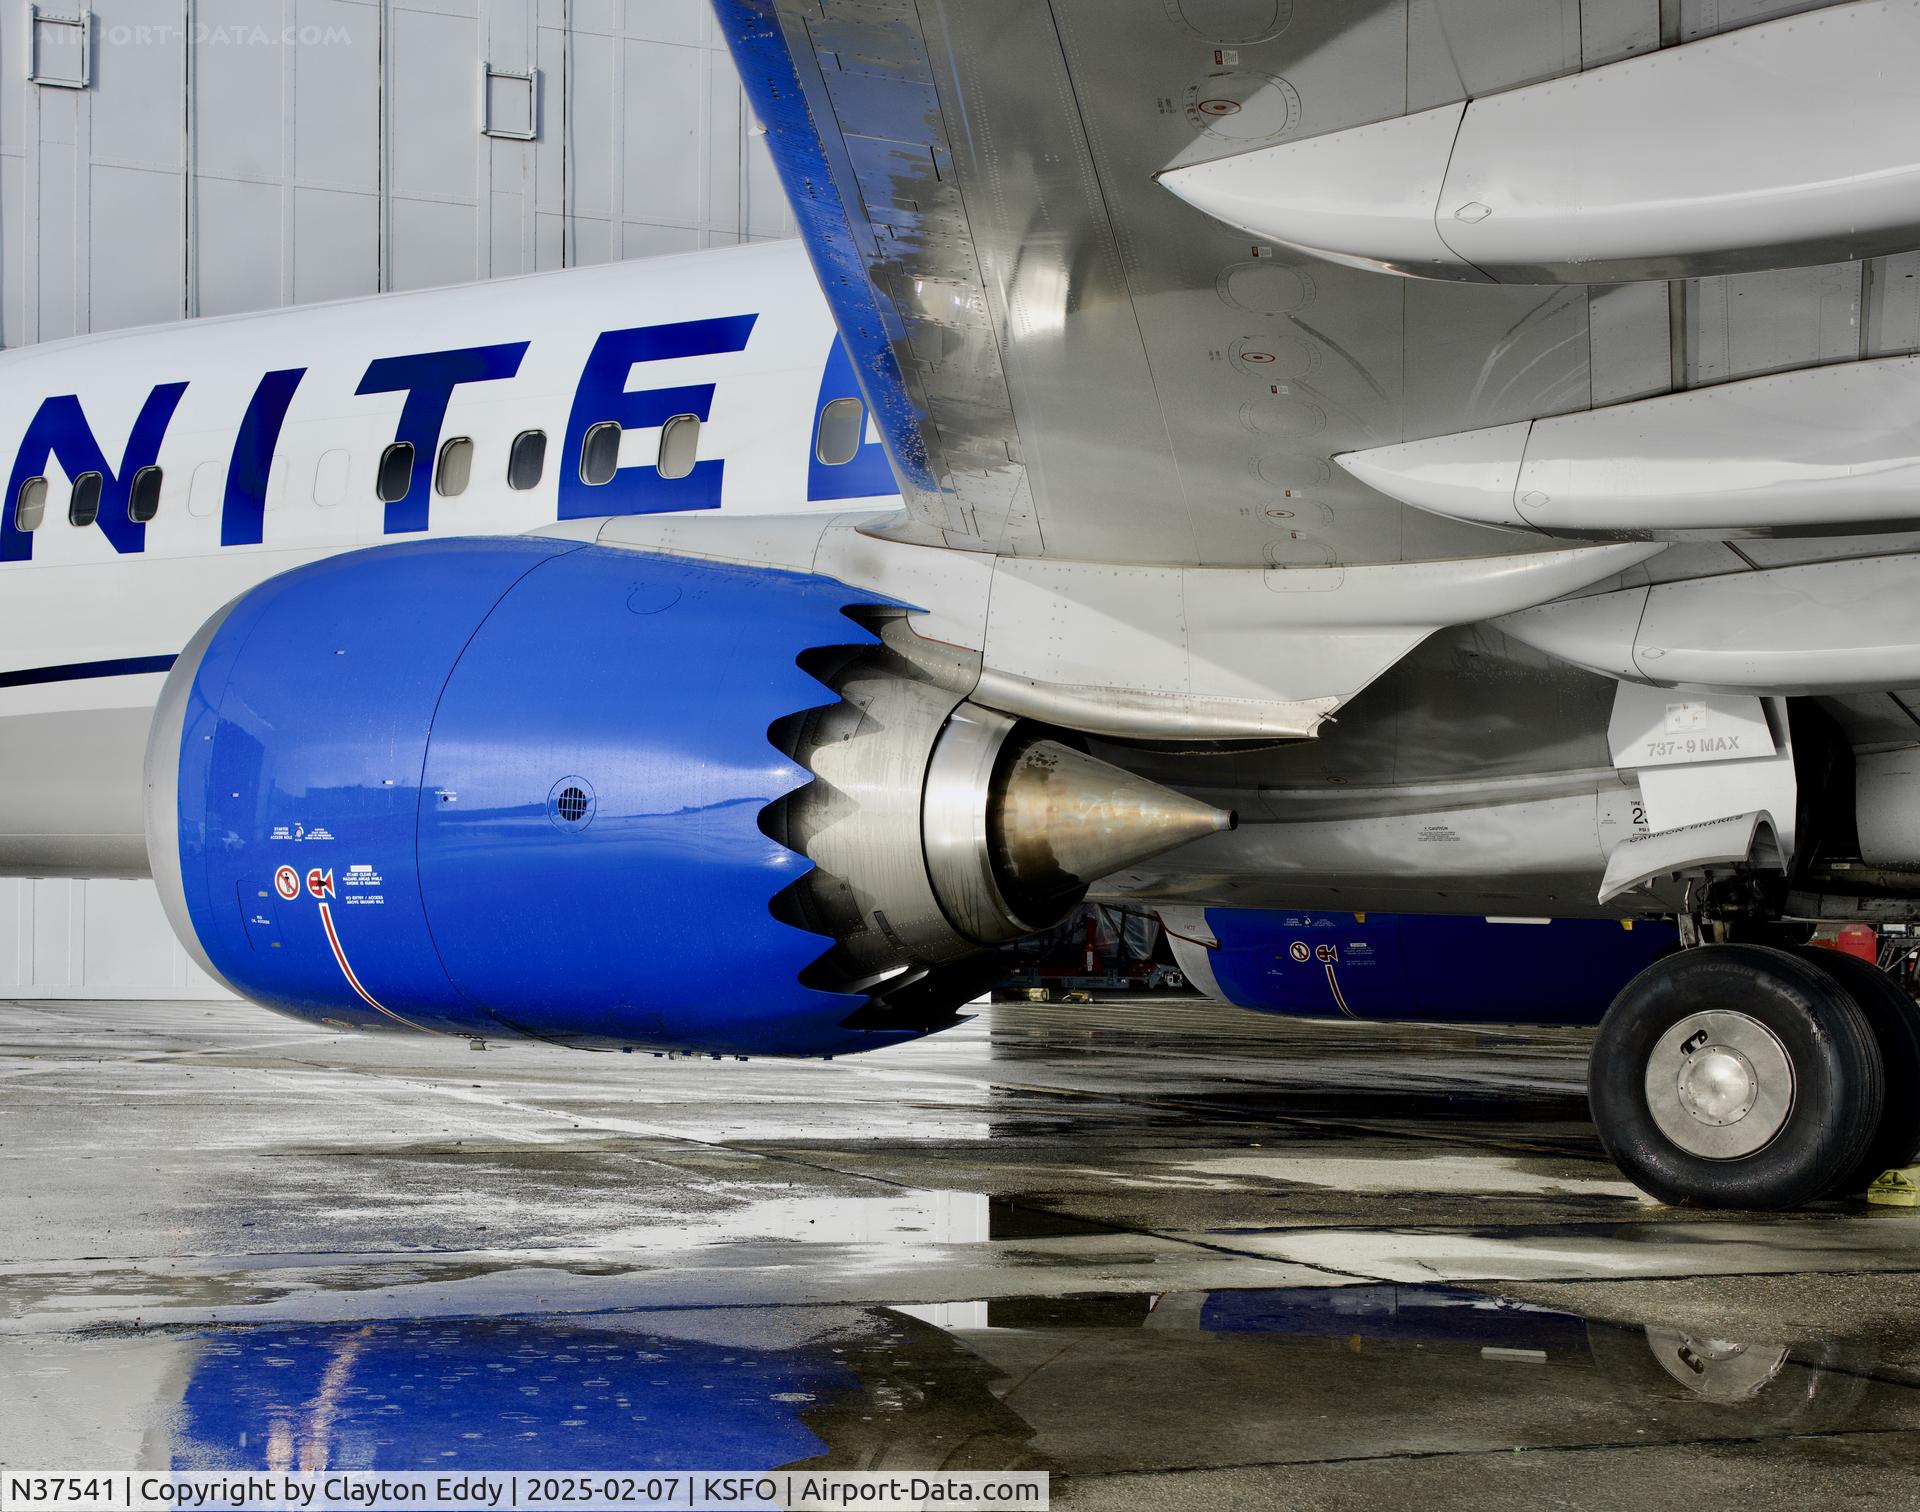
xmin=623 ymin=37 xmax=705 ymax=232
xmin=194 ymin=1 xmax=288 ymax=184
xmin=564 ymin=18 xmax=616 ymax=235
xmin=489 ymin=184 xmax=526 ymax=275
xmin=626 ymin=0 xmax=708 ymax=47
xmin=0 ymin=1 xmax=25 ymax=156
xmin=742 ymin=129 xmax=788 ymax=242
xmin=1 ymin=0 xmax=795 ymax=350
xmin=88 ymin=163 xmax=179 ymax=330
xmin=480 ymin=0 xmax=537 ymax=278
xmin=292 ymin=184 xmax=379 ymax=302
xmin=0 ymin=879 xmax=233 ymax=1000
xmin=532 ymin=9 xmax=567 ymax=262
xmin=295 ymin=2 xmax=381 ymax=192
xmin=387 ymin=2 xmax=483 ymax=292
xmin=195 ymin=174 xmax=284 ymax=316
xmin=37 ymin=132 xmax=77 ymax=341
xmin=192 ymin=1 xmax=290 ymax=318
xmin=705 ymin=41 xmax=743 ymax=246
xmin=0 ymin=153 xmax=21 ymax=346
xmin=0 ymin=0 xmax=19 ymax=349
xmin=389 ymin=7 xmax=477 ymax=198
xmin=88 ymin=2 xmax=183 ymax=173
xmin=621 ymin=221 xmax=700 ymax=259
xmin=289 ymin=1 xmax=383 ymax=303
xmin=31 ymin=879 xmax=78 ymax=991
xmin=389 ymin=192 xmax=477 ymax=290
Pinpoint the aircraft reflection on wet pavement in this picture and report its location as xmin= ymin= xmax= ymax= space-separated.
xmin=167 ymin=1286 xmax=1904 ymax=1476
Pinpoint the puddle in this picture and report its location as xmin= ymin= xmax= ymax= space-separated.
xmin=27 ymin=1283 xmax=1912 ymax=1476
xmin=1175 ymin=1152 xmax=1645 ymax=1199
xmin=592 ymin=1190 xmax=992 ymax=1249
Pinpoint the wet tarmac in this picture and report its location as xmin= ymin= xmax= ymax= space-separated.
xmin=4 ymin=995 xmax=1920 ymax=1509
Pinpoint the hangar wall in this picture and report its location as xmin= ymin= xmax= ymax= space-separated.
xmin=0 ymin=0 xmax=795 ymax=348
xmin=0 ymin=2 xmax=796 ymax=1000
xmin=0 ymin=879 xmax=232 ymax=999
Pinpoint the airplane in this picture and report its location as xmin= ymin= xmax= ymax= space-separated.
xmin=3 ymin=0 xmax=1919 ymax=1212
xmin=1159 ymin=909 xmax=1679 ymax=1024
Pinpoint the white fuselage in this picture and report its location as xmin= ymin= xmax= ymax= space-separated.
xmin=0 ymin=239 xmax=898 ymax=876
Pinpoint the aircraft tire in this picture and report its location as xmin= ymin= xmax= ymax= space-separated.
xmin=1789 ymin=947 xmax=1920 ymax=1193
xmin=1589 ymin=945 xmax=1883 ymax=1209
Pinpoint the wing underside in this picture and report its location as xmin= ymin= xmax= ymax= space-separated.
xmin=710 ymin=0 xmax=1920 ymax=737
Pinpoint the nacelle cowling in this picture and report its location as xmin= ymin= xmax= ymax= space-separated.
xmin=146 ymin=539 xmax=1230 ymax=1056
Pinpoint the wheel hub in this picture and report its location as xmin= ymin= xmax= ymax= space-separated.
xmin=1645 ymin=1010 xmax=1796 ymax=1160
xmin=1680 ymin=1046 xmax=1757 ymax=1125
xmin=1644 ymin=1328 xmax=1789 ymax=1402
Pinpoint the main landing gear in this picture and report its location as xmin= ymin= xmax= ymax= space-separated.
xmin=1590 ymin=944 xmax=1920 ymax=1209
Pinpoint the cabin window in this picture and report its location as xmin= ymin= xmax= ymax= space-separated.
xmin=312 ymin=449 xmax=350 ymax=507
xmin=815 ymin=398 xmax=865 ymax=467
xmin=436 ymin=436 xmax=474 ymax=498
xmin=188 ymin=460 xmax=222 ymax=518
xmin=657 ymin=415 xmax=700 ymax=481
xmin=508 ymin=429 xmax=547 ymax=490
xmin=69 ymin=472 xmax=103 ymax=527
xmin=128 ymin=466 xmax=163 ymax=523
xmin=376 ymin=442 xmax=416 ymax=504
xmin=579 ymin=422 xmax=622 ymax=487
xmin=14 ymin=477 xmax=47 ymax=532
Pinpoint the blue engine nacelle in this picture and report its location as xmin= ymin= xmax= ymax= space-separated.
xmin=147 ymin=539 xmax=884 ymax=1056
xmin=147 ymin=539 xmax=1231 ymax=1057
xmin=1166 ymin=909 xmax=1677 ymax=1025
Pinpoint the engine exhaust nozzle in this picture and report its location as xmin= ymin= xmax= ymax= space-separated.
xmin=923 ymin=705 xmax=1235 ymax=946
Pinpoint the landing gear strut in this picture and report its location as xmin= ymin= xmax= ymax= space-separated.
xmin=1590 ymin=944 xmax=1919 ymax=1208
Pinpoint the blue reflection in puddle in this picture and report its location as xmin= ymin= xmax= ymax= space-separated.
xmin=165 ymin=1286 xmax=1893 ymax=1474
xmin=174 ymin=1318 xmax=855 ymax=1472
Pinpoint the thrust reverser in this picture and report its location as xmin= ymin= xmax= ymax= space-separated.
xmin=144 ymin=539 xmax=1230 ymax=1056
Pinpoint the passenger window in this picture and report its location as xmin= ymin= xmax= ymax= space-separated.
xmin=376 ymin=442 xmax=416 ymax=504
xmin=69 ymin=472 xmax=103 ymax=527
xmin=436 ymin=436 xmax=474 ymax=498
xmin=508 ymin=429 xmax=547 ymax=490
xmin=312 ymin=448 xmax=350 ymax=507
xmin=657 ymin=415 xmax=700 ymax=481
xmin=14 ymin=477 xmax=47 ymax=532
xmin=815 ymin=398 xmax=865 ymax=467
xmin=128 ymin=465 xmax=163 ymax=523
xmin=579 ymin=422 xmax=621 ymax=487
xmin=188 ymin=459 xmax=222 ymax=518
